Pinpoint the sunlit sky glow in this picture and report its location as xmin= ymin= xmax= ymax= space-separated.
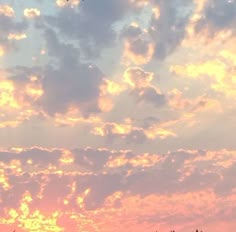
xmin=0 ymin=0 xmax=236 ymax=231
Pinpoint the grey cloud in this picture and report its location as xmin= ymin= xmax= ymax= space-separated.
xmin=129 ymin=38 xmax=150 ymax=56
xmin=150 ymin=0 xmax=193 ymax=59
xmin=42 ymin=62 xmax=103 ymax=116
xmin=215 ymin=163 xmax=236 ymax=195
xmin=0 ymin=148 xmax=235 ymax=212
xmin=133 ymin=86 xmax=166 ymax=107
xmin=73 ymin=147 xmax=111 ymax=171
xmin=125 ymin=129 xmax=148 ymax=144
xmin=0 ymin=12 xmax=28 ymax=51
xmin=122 ymin=24 xmax=143 ymax=39
xmin=0 ymin=148 xmax=60 ymax=166
xmin=82 ymin=173 xmax=122 ymax=210
xmin=44 ymin=0 xmax=138 ymax=58
xmin=196 ymin=0 xmax=236 ymax=33
xmin=40 ymin=29 xmax=104 ymax=116
xmin=121 ymin=24 xmax=153 ymax=62
xmin=7 ymin=27 xmax=105 ymax=116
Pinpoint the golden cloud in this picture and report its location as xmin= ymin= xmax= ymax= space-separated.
xmin=8 ymin=33 xmax=27 ymax=40
xmin=171 ymin=59 xmax=236 ymax=98
xmin=124 ymin=67 xmax=154 ymax=89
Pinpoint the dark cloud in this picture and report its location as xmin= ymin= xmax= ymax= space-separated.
xmin=43 ymin=0 xmax=138 ymax=58
xmin=150 ymin=0 xmax=193 ymax=59
xmin=121 ymin=24 xmax=154 ymax=64
xmin=41 ymin=59 xmax=103 ymax=116
xmin=122 ymin=24 xmax=143 ymax=39
xmin=132 ymin=86 xmax=166 ymax=107
xmin=196 ymin=0 xmax=236 ymax=33
xmin=7 ymin=28 xmax=105 ymax=117
xmin=128 ymin=38 xmax=151 ymax=57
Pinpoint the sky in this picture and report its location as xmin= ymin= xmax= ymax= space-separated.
xmin=0 ymin=0 xmax=236 ymax=231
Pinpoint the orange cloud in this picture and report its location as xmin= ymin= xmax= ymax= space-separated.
xmin=0 ymin=4 xmax=14 ymax=17
xmin=0 ymin=148 xmax=235 ymax=231
xmin=168 ymin=89 xmax=222 ymax=113
xmin=0 ymin=46 xmax=5 ymax=56
xmin=56 ymin=0 xmax=80 ymax=8
xmin=98 ymin=79 xmax=126 ymax=113
xmin=100 ymin=79 xmax=126 ymax=96
xmin=124 ymin=67 xmax=153 ymax=88
xmin=106 ymin=152 xmax=162 ymax=168
xmin=92 ymin=119 xmax=176 ymax=141
xmin=24 ymin=8 xmax=40 ymax=18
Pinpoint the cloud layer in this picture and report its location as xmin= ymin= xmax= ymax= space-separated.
xmin=0 ymin=147 xmax=236 ymax=232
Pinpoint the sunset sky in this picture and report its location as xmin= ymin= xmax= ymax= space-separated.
xmin=0 ymin=0 xmax=236 ymax=231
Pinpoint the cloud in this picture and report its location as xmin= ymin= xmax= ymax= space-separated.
xmin=6 ymin=27 xmax=106 ymax=117
xmin=122 ymin=23 xmax=154 ymax=65
xmin=0 ymin=4 xmax=28 ymax=54
xmin=0 ymin=76 xmax=40 ymax=128
xmin=0 ymin=147 xmax=236 ymax=231
xmin=43 ymin=0 xmax=141 ymax=58
xmin=92 ymin=119 xmax=177 ymax=144
xmin=24 ymin=8 xmax=40 ymax=19
xmin=167 ymin=88 xmax=222 ymax=113
xmin=0 ymin=4 xmax=14 ymax=17
xmin=124 ymin=67 xmax=166 ymax=107
xmin=170 ymin=59 xmax=236 ymax=98
xmin=149 ymin=0 xmax=194 ymax=59
xmin=7 ymin=33 xmax=27 ymax=40
xmin=196 ymin=0 xmax=236 ymax=33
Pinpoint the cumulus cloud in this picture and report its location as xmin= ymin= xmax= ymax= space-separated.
xmin=124 ymin=67 xmax=166 ymax=107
